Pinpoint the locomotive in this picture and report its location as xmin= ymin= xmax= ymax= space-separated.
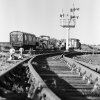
xmin=38 ymin=35 xmax=50 ymax=49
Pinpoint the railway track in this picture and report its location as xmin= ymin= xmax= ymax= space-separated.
xmin=32 ymin=54 xmax=100 ymax=100
xmin=0 ymin=51 xmax=61 ymax=100
xmin=0 ymin=57 xmax=32 ymax=100
xmin=0 ymin=51 xmax=100 ymax=100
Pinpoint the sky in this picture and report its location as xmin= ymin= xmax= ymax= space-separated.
xmin=0 ymin=0 xmax=100 ymax=45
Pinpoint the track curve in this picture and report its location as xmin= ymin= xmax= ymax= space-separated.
xmin=0 ymin=51 xmax=100 ymax=100
xmin=30 ymin=54 xmax=100 ymax=100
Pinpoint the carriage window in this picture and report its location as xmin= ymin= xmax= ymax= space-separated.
xmin=25 ymin=35 xmax=27 ymax=40
xmin=11 ymin=34 xmax=16 ymax=41
xmin=29 ymin=35 xmax=32 ymax=41
xmin=18 ymin=34 xmax=23 ymax=41
xmin=33 ymin=37 xmax=35 ymax=42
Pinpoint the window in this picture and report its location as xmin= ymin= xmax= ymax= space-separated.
xmin=18 ymin=34 xmax=23 ymax=41
xmin=33 ymin=36 xmax=35 ymax=42
xmin=25 ymin=35 xmax=27 ymax=41
xmin=29 ymin=35 xmax=32 ymax=41
xmin=11 ymin=34 xmax=16 ymax=41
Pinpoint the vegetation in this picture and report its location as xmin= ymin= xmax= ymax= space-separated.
xmin=73 ymin=54 xmax=100 ymax=65
xmin=0 ymin=42 xmax=11 ymax=51
xmin=81 ymin=44 xmax=100 ymax=51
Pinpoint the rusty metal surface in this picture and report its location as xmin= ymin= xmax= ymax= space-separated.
xmin=28 ymin=54 xmax=61 ymax=100
xmin=32 ymin=54 xmax=100 ymax=100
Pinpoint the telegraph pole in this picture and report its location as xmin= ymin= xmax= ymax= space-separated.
xmin=60 ymin=3 xmax=79 ymax=50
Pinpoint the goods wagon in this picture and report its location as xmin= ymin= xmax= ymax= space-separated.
xmin=10 ymin=31 xmax=36 ymax=49
xmin=68 ymin=38 xmax=81 ymax=50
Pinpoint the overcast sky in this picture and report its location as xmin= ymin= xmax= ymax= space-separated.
xmin=0 ymin=0 xmax=100 ymax=45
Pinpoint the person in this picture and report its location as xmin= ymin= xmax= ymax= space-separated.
xmin=18 ymin=47 xmax=24 ymax=59
xmin=9 ymin=47 xmax=15 ymax=60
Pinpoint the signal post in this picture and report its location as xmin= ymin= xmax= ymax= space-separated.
xmin=60 ymin=3 xmax=79 ymax=50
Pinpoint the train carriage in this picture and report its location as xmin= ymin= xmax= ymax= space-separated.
xmin=68 ymin=38 xmax=81 ymax=51
xmin=10 ymin=31 xmax=36 ymax=50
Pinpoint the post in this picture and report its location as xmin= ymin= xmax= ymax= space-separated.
xmin=66 ymin=28 xmax=70 ymax=50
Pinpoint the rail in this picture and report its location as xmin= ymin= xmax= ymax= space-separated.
xmin=74 ymin=60 xmax=100 ymax=73
xmin=64 ymin=56 xmax=100 ymax=85
xmin=28 ymin=54 xmax=61 ymax=100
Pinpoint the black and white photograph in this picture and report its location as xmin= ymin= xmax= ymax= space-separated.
xmin=0 ymin=0 xmax=100 ymax=100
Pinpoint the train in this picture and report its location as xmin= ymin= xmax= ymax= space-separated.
xmin=10 ymin=31 xmax=81 ymax=50
xmin=10 ymin=31 xmax=60 ymax=50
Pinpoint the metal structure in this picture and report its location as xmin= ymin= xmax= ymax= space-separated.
xmin=60 ymin=3 xmax=79 ymax=50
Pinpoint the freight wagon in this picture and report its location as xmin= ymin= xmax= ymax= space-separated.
xmin=68 ymin=38 xmax=81 ymax=51
xmin=10 ymin=31 xmax=36 ymax=50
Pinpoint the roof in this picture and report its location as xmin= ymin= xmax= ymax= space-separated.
xmin=69 ymin=38 xmax=80 ymax=41
xmin=10 ymin=31 xmax=35 ymax=36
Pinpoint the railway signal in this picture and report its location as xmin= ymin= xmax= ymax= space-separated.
xmin=60 ymin=3 xmax=79 ymax=50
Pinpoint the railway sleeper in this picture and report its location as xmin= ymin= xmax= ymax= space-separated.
xmin=34 ymin=55 xmax=100 ymax=100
